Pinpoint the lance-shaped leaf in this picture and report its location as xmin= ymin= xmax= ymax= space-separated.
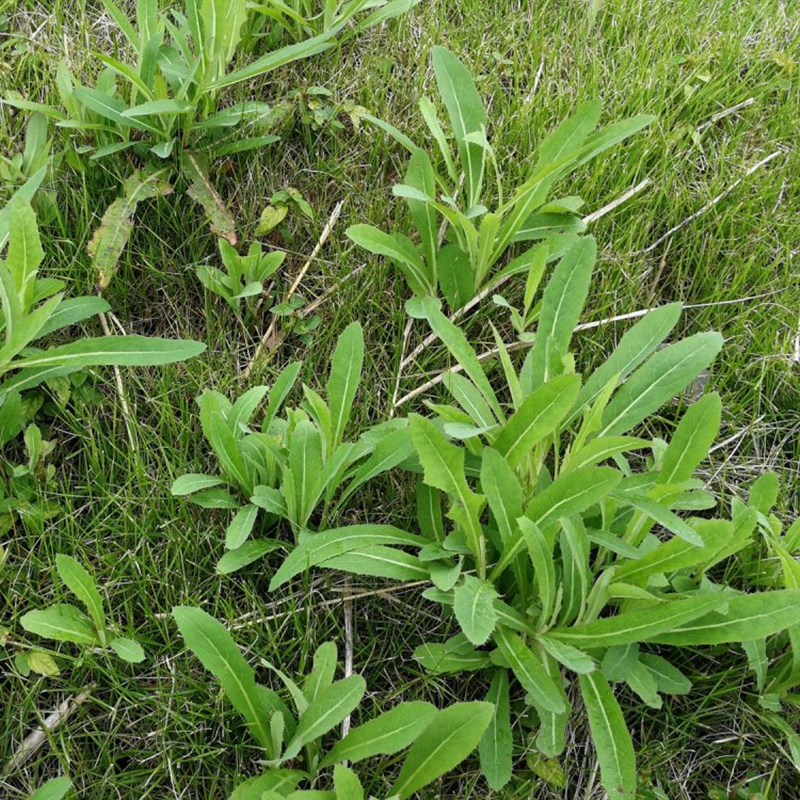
xmin=181 ymin=151 xmax=237 ymax=245
xmin=478 ymin=669 xmax=513 ymax=790
xmin=494 ymin=627 xmax=565 ymax=714
xmin=88 ymin=170 xmax=173 ymax=290
xmin=523 ymin=236 xmax=596 ymax=388
xmin=599 ymin=332 xmax=723 ymax=436
xmin=282 ymin=675 xmax=366 ymax=760
xmin=390 ymin=702 xmax=494 ymax=799
xmin=20 ymin=604 xmax=99 ymax=645
xmin=453 ymin=575 xmax=498 ymax=645
xmin=327 ymin=322 xmax=364 ymax=448
xmin=320 ymin=701 xmax=437 ymax=767
xmin=578 ymin=672 xmax=637 ymax=800
xmin=431 ymin=46 xmax=487 ymax=207
xmin=493 ymin=374 xmax=580 ymax=468
xmin=546 ymin=593 xmax=725 ymax=649
xmin=659 ymin=392 xmax=722 ymax=483
xmin=27 ymin=777 xmax=73 ymax=800
xmin=172 ymin=606 xmax=276 ymax=752
xmin=109 ymin=637 xmax=145 ymax=663
xmin=647 ymin=590 xmax=800 ymax=645
xmin=269 ymin=526 xmax=425 ymax=589
xmin=6 ymin=200 xmax=43 ymax=308
xmin=55 ymin=554 xmax=106 ymax=635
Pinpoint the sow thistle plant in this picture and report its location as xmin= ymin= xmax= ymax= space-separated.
xmin=172 ymin=322 xmax=415 ymax=574
xmin=270 ymin=236 xmax=800 ymax=797
xmin=2 ymin=0 xmax=355 ymax=289
xmin=20 ymin=554 xmax=146 ymax=664
xmin=173 ymin=606 xmax=493 ymax=799
xmin=347 ymin=46 xmax=654 ymax=312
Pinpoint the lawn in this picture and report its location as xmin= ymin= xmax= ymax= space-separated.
xmin=0 ymin=0 xmax=798 ymax=798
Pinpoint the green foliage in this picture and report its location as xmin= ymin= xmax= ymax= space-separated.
xmin=26 ymin=778 xmax=73 ymax=800
xmin=173 ymin=606 xmax=492 ymax=798
xmin=20 ymin=554 xmax=145 ymax=663
xmin=251 ymin=0 xmax=421 ymax=45
xmin=195 ymin=238 xmax=285 ymax=317
xmin=275 ymin=237 xmax=800 ymax=797
xmin=348 ymin=47 xmax=654 ymax=311
xmin=172 ymin=322 xmax=414 ymax=574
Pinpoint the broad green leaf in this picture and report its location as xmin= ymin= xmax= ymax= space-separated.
xmin=121 ymin=99 xmax=193 ymax=117
xmin=547 ymin=594 xmax=725 ymax=648
xmin=431 ymin=46 xmax=487 ymax=206
xmin=578 ymin=672 xmax=637 ymax=800
xmin=453 ymin=575 xmax=498 ymax=645
xmin=523 ymin=236 xmax=596 ymax=388
xmin=625 ymin=660 xmax=662 ymax=708
xmin=35 ymin=296 xmax=111 ymax=339
xmin=88 ymin=170 xmax=173 ymax=290
xmin=537 ymin=99 xmax=601 ymax=169
xmin=320 ymin=701 xmax=437 ymax=767
xmin=251 ymin=485 xmax=288 ymax=516
xmin=346 ymin=224 xmax=432 ymax=296
xmin=537 ymin=636 xmax=595 ymax=674
xmin=327 ymin=322 xmax=363 ymax=447
xmin=481 ymin=447 xmax=523 ymax=545
xmin=648 ymin=590 xmax=800 ymax=645
xmin=390 ymin=702 xmax=494 ymax=799
xmin=614 ymin=519 xmax=732 ymax=585
xmin=639 ymin=653 xmax=691 ymax=695
xmin=557 ymin=517 xmax=589 ymax=622
xmin=286 ymin=420 xmax=323 ymax=526
xmin=228 ymin=770 xmax=304 ymax=800
xmin=27 ymin=778 xmax=73 ymax=800
xmin=55 ymin=554 xmax=106 ymax=634
xmin=6 ymin=335 xmax=205 ymax=373
xmin=601 ymin=643 xmax=640 ymax=682
xmin=172 ymin=606 xmax=274 ymax=751
xmin=494 ymin=627 xmax=565 ymax=713
xmin=493 ymin=374 xmax=580 ymax=468
xmin=303 ymin=641 xmax=337 ymax=705
xmin=322 ymin=545 xmax=428 ymax=582
xmin=519 ymin=517 xmax=556 ymax=622
xmin=413 ymin=634 xmax=491 ymax=674
xmin=573 ymin=303 xmax=682 ymax=421
xmin=6 ymin=201 xmax=43 ymax=308
xmin=410 ymin=414 xmax=485 ymax=566
xmin=479 ymin=669 xmax=513 ymax=791
xmin=109 ymin=637 xmax=145 ymax=663
xmin=282 ymin=675 xmax=366 ymax=759
xmin=217 ymin=539 xmax=281 ymax=574
xmin=198 ymin=391 xmax=252 ymax=492
xmin=269 ymin=526 xmax=425 ymax=589
xmin=404 ymin=147 xmax=438 ymax=279
xmin=20 ymin=604 xmax=98 ymax=645
xmin=749 ymin=471 xmax=780 ymax=514
xmin=225 ymin=504 xmax=259 ymax=550
xmin=333 ymin=766 xmax=363 ymax=800
xmin=614 ymin=491 xmax=703 ymax=547
xmin=599 ymin=332 xmax=724 ymax=436
xmin=171 ymin=474 xmax=224 ymax=495
xmin=564 ymin=436 xmax=650 ymax=474
xmin=659 ymin=392 xmax=721 ymax=483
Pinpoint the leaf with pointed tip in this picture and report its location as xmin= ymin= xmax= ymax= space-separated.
xmin=55 ymin=554 xmax=106 ymax=634
xmin=27 ymin=777 xmax=73 ymax=800
xmin=171 ymin=474 xmax=224 ymax=495
xmin=659 ymin=393 xmax=721 ymax=483
xmin=391 ymin=702 xmax=494 ymax=799
xmin=479 ymin=670 xmax=513 ymax=790
xmin=327 ymin=322 xmax=363 ymax=448
xmin=578 ymin=672 xmax=637 ymax=800
xmin=109 ymin=637 xmax=145 ymax=663
xmin=181 ymin=151 xmax=237 ymax=245
xmin=20 ymin=604 xmax=98 ymax=645
xmin=217 ymin=539 xmax=281 ymax=575
xmin=320 ymin=701 xmax=437 ymax=768
xmin=453 ymin=576 xmax=498 ymax=645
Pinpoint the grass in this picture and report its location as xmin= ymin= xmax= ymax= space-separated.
xmin=1 ymin=0 xmax=798 ymax=797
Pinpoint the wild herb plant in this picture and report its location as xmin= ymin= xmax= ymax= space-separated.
xmin=2 ymin=0 xmax=343 ymax=288
xmin=172 ymin=322 xmax=414 ymax=574
xmin=195 ymin=238 xmax=285 ymax=318
xmin=347 ymin=47 xmax=653 ymax=311
xmin=270 ymin=237 xmax=800 ymax=796
xmin=26 ymin=778 xmax=73 ymax=800
xmin=251 ymin=0 xmax=421 ymax=45
xmin=173 ymin=606 xmax=493 ymax=799
xmin=20 ymin=554 xmax=146 ymax=663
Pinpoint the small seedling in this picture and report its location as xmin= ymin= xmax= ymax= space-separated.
xmin=173 ymin=606 xmax=493 ymax=799
xmin=20 ymin=555 xmax=146 ymax=663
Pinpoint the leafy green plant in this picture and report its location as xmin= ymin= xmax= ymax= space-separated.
xmin=251 ymin=0 xmax=420 ymax=46
xmin=195 ymin=237 xmax=285 ymax=318
xmin=172 ymin=322 xmax=415 ymax=574
xmin=2 ymin=0 xmax=343 ymax=288
xmin=347 ymin=46 xmax=653 ymax=311
xmin=269 ymin=236 xmax=800 ymax=796
xmin=172 ymin=605 xmax=493 ymax=798
xmin=26 ymin=778 xmax=73 ymax=800
xmin=20 ymin=554 xmax=146 ymax=663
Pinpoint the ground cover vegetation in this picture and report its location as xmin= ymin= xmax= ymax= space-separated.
xmin=0 ymin=0 xmax=797 ymax=798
